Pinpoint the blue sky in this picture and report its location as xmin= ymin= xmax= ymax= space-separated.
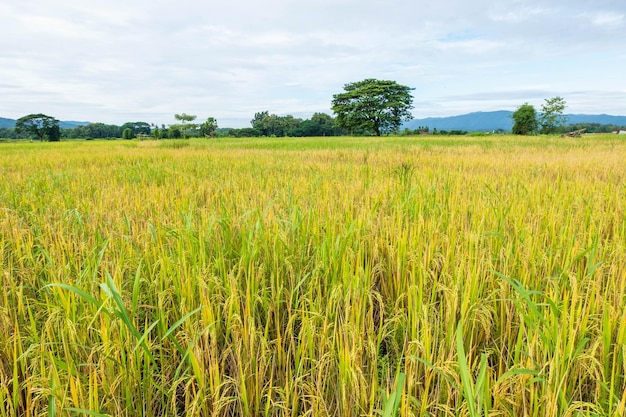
xmin=1 ymin=0 xmax=624 ymax=127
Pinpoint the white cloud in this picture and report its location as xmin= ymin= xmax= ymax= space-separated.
xmin=589 ymin=12 xmax=624 ymax=26
xmin=433 ymin=39 xmax=504 ymax=55
xmin=1 ymin=0 xmax=625 ymax=127
xmin=489 ymin=5 xmax=553 ymax=22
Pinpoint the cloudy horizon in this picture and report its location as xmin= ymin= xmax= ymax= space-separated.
xmin=1 ymin=0 xmax=624 ymax=128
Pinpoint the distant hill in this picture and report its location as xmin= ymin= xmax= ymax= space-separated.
xmin=0 ymin=117 xmax=89 ymax=129
xmin=403 ymin=111 xmax=626 ymax=132
xmin=565 ymin=114 xmax=626 ymax=126
xmin=0 ymin=117 xmax=15 ymax=128
xmin=58 ymin=120 xmax=90 ymax=128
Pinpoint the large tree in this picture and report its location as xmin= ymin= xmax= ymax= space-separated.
xmin=331 ymin=79 xmax=414 ymax=136
xmin=199 ymin=117 xmax=218 ymax=138
xmin=250 ymin=111 xmax=276 ymax=136
xmin=174 ymin=113 xmax=197 ymax=138
xmin=15 ymin=114 xmax=61 ymax=141
xmin=511 ymin=103 xmax=538 ymax=135
xmin=540 ymin=96 xmax=568 ymax=134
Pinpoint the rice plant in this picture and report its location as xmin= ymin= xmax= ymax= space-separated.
xmin=0 ymin=134 xmax=625 ymax=416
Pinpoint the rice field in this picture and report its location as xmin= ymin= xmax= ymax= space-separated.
xmin=1 ymin=135 xmax=625 ymax=416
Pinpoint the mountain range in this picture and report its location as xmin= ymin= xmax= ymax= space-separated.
xmin=403 ymin=111 xmax=626 ymax=132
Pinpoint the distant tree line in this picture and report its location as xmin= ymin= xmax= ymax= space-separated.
xmin=3 ymin=117 xmax=624 ymax=141
xmin=555 ymin=123 xmax=625 ymax=134
xmin=227 ymin=111 xmax=345 ymax=137
xmin=0 ymin=121 xmax=154 ymax=140
xmin=2 ymin=79 xmax=414 ymax=141
xmin=4 ymin=84 xmax=626 ymax=141
xmin=400 ymin=126 xmax=430 ymax=135
xmin=0 ymin=112 xmax=348 ymax=140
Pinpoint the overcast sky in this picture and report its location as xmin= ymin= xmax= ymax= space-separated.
xmin=1 ymin=0 xmax=625 ymax=127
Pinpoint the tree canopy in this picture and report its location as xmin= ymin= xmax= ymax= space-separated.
xmin=511 ymin=103 xmax=538 ymax=135
xmin=174 ymin=113 xmax=197 ymax=138
xmin=122 ymin=128 xmax=135 ymax=139
xmin=121 ymin=122 xmax=151 ymax=136
xmin=200 ymin=117 xmax=218 ymax=138
xmin=331 ymin=79 xmax=414 ymax=136
xmin=247 ymin=111 xmax=343 ymax=137
xmin=539 ymin=96 xmax=568 ymax=134
xmin=15 ymin=114 xmax=61 ymax=141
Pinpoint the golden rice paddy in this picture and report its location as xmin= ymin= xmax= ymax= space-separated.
xmin=1 ymin=135 xmax=625 ymax=416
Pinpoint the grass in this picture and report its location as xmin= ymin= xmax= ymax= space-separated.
xmin=0 ymin=134 xmax=625 ymax=416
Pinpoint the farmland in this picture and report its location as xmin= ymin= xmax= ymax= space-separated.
xmin=1 ymin=135 xmax=625 ymax=416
